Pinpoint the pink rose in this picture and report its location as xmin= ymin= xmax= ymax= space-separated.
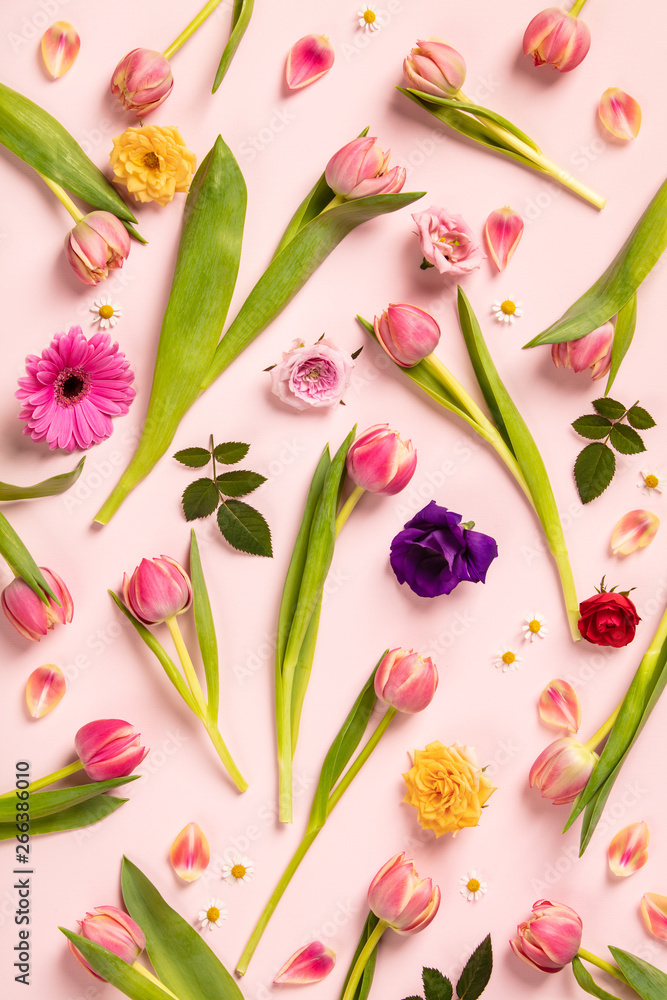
xmin=412 ymin=206 xmax=486 ymax=275
xmin=270 ymin=338 xmax=355 ymax=410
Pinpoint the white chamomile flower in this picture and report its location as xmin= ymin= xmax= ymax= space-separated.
xmin=459 ymin=871 xmax=488 ymax=901
xmin=638 ymin=469 xmax=663 ymax=495
xmin=492 ymin=298 xmax=523 ymax=324
xmin=198 ymin=898 xmax=227 ymax=932
xmin=90 ymin=295 xmax=122 ymax=329
xmin=221 ymin=855 xmax=255 ymax=885
xmin=522 ymin=612 xmax=548 ymax=642
xmin=358 ymin=5 xmax=381 ymax=31
xmin=493 ymin=647 xmax=522 ymax=672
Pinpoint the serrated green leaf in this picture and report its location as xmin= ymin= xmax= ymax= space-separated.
xmin=0 ymin=457 xmax=85 ymax=501
xmin=173 ymin=447 xmax=211 ymax=468
xmin=572 ymin=957 xmax=624 ymax=999
xmin=190 ymin=530 xmax=218 ymax=723
xmin=216 ymin=470 xmax=266 ymax=497
xmin=457 ymin=935 xmax=493 ymax=1000
xmin=213 ymin=442 xmax=250 ymax=464
xmin=592 ymin=398 xmax=626 ymax=419
xmin=217 ymin=500 xmax=272 ymax=556
xmin=609 ymin=423 xmax=645 ymax=455
xmin=627 ymin=405 xmax=656 ymax=430
xmin=609 ymin=947 xmax=667 ymax=1000
xmin=0 ymin=775 xmax=138 ymax=823
xmin=574 ymin=442 xmax=616 ymax=503
xmin=423 ymin=967 xmax=453 ymax=1000
xmin=60 ymin=929 xmax=166 ymax=1000
xmin=572 ymin=414 xmax=612 ymax=440
xmin=339 ymin=913 xmax=380 ymax=1000
xmin=605 ymin=294 xmax=636 ymax=396
xmin=0 ymin=794 xmax=128 ymax=839
xmin=182 ymin=478 xmax=220 ymax=520
xmin=211 ymin=0 xmax=255 ymax=92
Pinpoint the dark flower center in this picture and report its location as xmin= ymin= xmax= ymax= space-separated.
xmin=54 ymin=367 xmax=91 ymax=408
xmin=143 ymin=152 xmax=160 ymax=169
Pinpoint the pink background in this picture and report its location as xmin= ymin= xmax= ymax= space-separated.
xmin=2 ymin=1 xmax=667 ymax=998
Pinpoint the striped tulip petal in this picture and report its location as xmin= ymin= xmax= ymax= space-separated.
xmin=611 ymin=509 xmax=659 ymax=555
xmin=286 ymin=34 xmax=335 ymax=90
xmin=538 ymin=679 xmax=581 ymax=733
xmin=41 ymin=22 xmax=81 ymax=79
xmin=608 ymin=821 xmax=649 ymax=876
xmin=641 ymin=893 xmax=667 ymax=940
xmin=484 ymin=206 xmax=524 ymax=271
xmin=274 ymin=941 xmax=336 ymax=984
xmin=169 ymin=822 xmax=210 ymax=881
xmin=599 ymin=88 xmax=642 ymax=141
xmin=25 ymin=664 xmax=66 ymax=718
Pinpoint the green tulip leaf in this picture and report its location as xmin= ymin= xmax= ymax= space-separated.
xmin=0 ymin=511 xmax=57 ymax=604
xmin=0 ymin=457 xmax=85 ymax=501
xmin=0 ymin=794 xmax=129 ymax=839
xmin=609 ymin=947 xmax=667 ymax=1000
xmin=190 ymin=530 xmax=219 ymax=722
xmin=572 ymin=957 xmax=624 ymax=999
xmin=212 ymin=0 xmax=255 ymax=93
xmin=59 ymin=930 xmax=166 ymax=1000
xmin=0 ymin=775 xmax=138 ymax=823
xmin=605 ymin=294 xmax=637 ymax=396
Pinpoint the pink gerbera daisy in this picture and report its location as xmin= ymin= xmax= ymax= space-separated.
xmin=17 ymin=326 xmax=135 ymax=452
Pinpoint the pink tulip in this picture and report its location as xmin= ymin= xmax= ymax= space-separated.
xmin=26 ymin=664 xmax=66 ymax=718
xmin=510 ymin=899 xmax=583 ymax=973
xmin=368 ymin=852 xmax=440 ymax=934
xmin=611 ymin=510 xmax=659 ymax=556
xmin=551 ymin=323 xmax=614 ymax=381
xmin=346 ymin=424 xmax=417 ymax=496
xmin=529 ymin=737 xmax=597 ymax=805
xmin=170 ymin=822 xmax=210 ymax=882
xmin=403 ymin=38 xmax=466 ymax=98
xmin=325 ymin=137 xmax=406 ymax=200
xmin=41 ymin=21 xmax=80 ymax=79
xmin=484 ymin=207 xmax=524 ymax=271
xmin=110 ymin=48 xmax=173 ymax=116
xmin=274 ymin=941 xmax=336 ymax=984
xmin=641 ymin=893 xmax=667 ymax=941
xmin=2 ymin=568 xmax=73 ymax=641
xmin=375 ymin=648 xmax=438 ymax=713
xmin=374 ymin=303 xmax=441 ymax=367
xmin=65 ymin=212 xmax=131 ymax=287
xmin=538 ymin=679 xmax=581 ymax=733
xmin=74 ymin=719 xmax=148 ymax=780
xmin=523 ymin=8 xmax=591 ymax=73
xmin=608 ymin=821 xmax=649 ymax=877
xmin=599 ymin=88 xmax=641 ymax=141
xmin=68 ymin=905 xmax=145 ymax=980
xmin=122 ymin=556 xmax=192 ymax=625
xmin=286 ymin=34 xmax=334 ymax=90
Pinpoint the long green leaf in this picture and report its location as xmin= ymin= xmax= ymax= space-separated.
xmin=189 ymin=530 xmax=219 ymax=722
xmin=0 ymin=775 xmax=138 ymax=822
xmin=0 ymin=794 xmax=128 ymax=839
xmin=605 ymin=293 xmax=637 ymax=396
xmin=212 ymin=0 xmax=255 ymax=92
xmin=525 ymin=177 xmax=667 ymax=347
xmin=0 ymin=511 xmax=56 ymax=604
xmin=572 ymin=957 xmax=624 ymax=999
xmin=339 ymin=913 xmax=381 ymax=1000
xmin=122 ymin=857 xmax=244 ymax=1000
xmin=60 ymin=930 xmax=166 ymax=1000
xmin=403 ymin=88 xmax=541 ymax=152
xmin=0 ymin=457 xmax=85 ymax=501
xmin=609 ymin=948 xmax=667 ymax=1000
xmin=290 ymin=595 xmax=322 ymax=757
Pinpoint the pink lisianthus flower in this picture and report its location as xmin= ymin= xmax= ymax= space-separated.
xmin=412 ymin=206 xmax=486 ymax=275
xmin=269 ymin=338 xmax=355 ymax=410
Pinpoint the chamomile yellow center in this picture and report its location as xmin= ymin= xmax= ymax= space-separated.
xmin=206 ymin=906 xmax=220 ymax=922
xmin=646 ymin=474 xmax=659 ymax=489
xmin=98 ymin=304 xmax=114 ymax=319
xmin=231 ymin=864 xmax=246 ymax=879
xmin=143 ymin=151 xmax=160 ymax=169
xmin=467 ymin=878 xmax=481 ymax=893
xmin=500 ymin=300 xmax=517 ymax=315
xmin=363 ymin=9 xmax=376 ymax=22
xmin=502 ymin=651 xmax=516 ymax=665
xmin=528 ymin=619 xmax=541 ymax=634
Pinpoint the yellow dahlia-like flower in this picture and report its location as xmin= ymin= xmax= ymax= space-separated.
xmin=403 ymin=740 xmax=496 ymax=837
xmin=110 ymin=125 xmax=197 ymax=207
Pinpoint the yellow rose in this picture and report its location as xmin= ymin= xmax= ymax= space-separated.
xmin=403 ymin=741 xmax=496 ymax=837
xmin=109 ymin=125 xmax=197 ymax=207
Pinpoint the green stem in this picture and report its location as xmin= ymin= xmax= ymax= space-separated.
xmin=0 ymin=760 xmax=84 ymax=799
xmin=576 ymin=949 xmax=629 ymax=986
xmin=36 ymin=172 xmax=84 ymax=223
xmin=341 ymin=920 xmax=388 ymax=1000
xmin=165 ymin=616 xmax=208 ymax=719
xmin=163 ymin=0 xmax=223 ymax=59
xmin=327 ymin=708 xmax=396 ymax=814
xmin=583 ymin=703 xmax=623 ymax=753
xmin=133 ymin=963 xmax=182 ymax=1000
xmin=569 ymin=0 xmax=588 ymax=15
xmin=204 ymin=721 xmax=248 ymax=792
xmin=335 ymin=485 xmax=366 ymax=536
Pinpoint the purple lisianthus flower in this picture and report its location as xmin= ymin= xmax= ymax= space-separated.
xmin=269 ymin=337 xmax=355 ymax=410
xmin=390 ymin=501 xmax=498 ymax=598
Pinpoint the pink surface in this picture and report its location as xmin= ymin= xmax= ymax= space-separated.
xmin=1 ymin=1 xmax=666 ymax=998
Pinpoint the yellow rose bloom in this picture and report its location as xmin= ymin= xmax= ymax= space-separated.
xmin=403 ymin=741 xmax=496 ymax=837
xmin=110 ymin=125 xmax=197 ymax=207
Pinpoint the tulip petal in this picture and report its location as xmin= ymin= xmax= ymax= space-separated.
xmin=611 ymin=509 xmax=659 ymax=555
xmin=41 ymin=22 xmax=80 ymax=79
xmin=484 ymin=207 xmax=524 ymax=271
xmin=286 ymin=34 xmax=335 ymax=90
xmin=25 ymin=664 xmax=66 ymax=718
xmin=599 ymin=88 xmax=642 ymax=141
xmin=169 ymin=822 xmax=210 ymax=881
xmin=274 ymin=941 xmax=336 ymax=984
xmin=608 ymin=821 xmax=649 ymax=876
xmin=641 ymin=893 xmax=667 ymax=940
xmin=538 ymin=679 xmax=581 ymax=733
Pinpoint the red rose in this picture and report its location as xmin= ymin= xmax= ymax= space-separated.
xmin=577 ymin=592 xmax=640 ymax=647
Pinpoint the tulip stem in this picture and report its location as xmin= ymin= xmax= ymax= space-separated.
xmin=335 ymin=485 xmax=366 ymax=536
xmin=341 ymin=920 xmax=389 ymax=1000
xmin=134 ymin=964 xmax=182 ymax=1000
xmin=583 ymin=703 xmax=623 ymax=753
xmin=327 ymin=708 xmax=396 ymax=814
xmin=576 ymin=949 xmax=629 ymax=985
xmin=163 ymin=0 xmax=224 ymax=59
xmin=569 ymin=0 xmax=589 ymax=15
xmin=0 ymin=759 xmax=83 ymax=799
xmin=165 ymin=616 xmax=209 ymax=720
xmin=204 ymin=721 xmax=248 ymax=792
xmin=37 ymin=172 xmax=85 ymax=223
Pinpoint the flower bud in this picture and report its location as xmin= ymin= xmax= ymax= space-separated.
xmin=375 ymin=648 xmax=438 ymax=713
xmin=551 ymin=323 xmax=613 ymax=381
xmin=122 ymin=556 xmax=192 ymax=625
xmin=510 ymin=899 xmax=583 ymax=973
xmin=68 ymin=905 xmax=145 ymax=980
xmin=286 ymin=34 xmax=335 ymax=90
xmin=274 ymin=942 xmax=336 ymax=984
xmin=374 ymin=303 xmax=441 ymax=367
xmin=170 ymin=822 xmax=210 ymax=882
xmin=2 ymin=568 xmax=73 ymax=641
xmin=529 ymin=737 xmax=597 ymax=805
xmin=368 ymin=853 xmax=440 ymax=934
xmin=523 ymin=8 xmax=591 ymax=73
xmin=599 ymin=88 xmax=641 ymax=141
xmin=74 ymin=719 xmax=148 ymax=780
xmin=65 ymin=212 xmax=130 ymax=287
xmin=403 ymin=38 xmax=466 ymax=97
xmin=110 ymin=48 xmax=173 ymax=116
xmin=641 ymin=893 xmax=667 ymax=941
xmin=346 ymin=424 xmax=417 ymax=496
xmin=608 ymin=821 xmax=649 ymax=877
xmin=325 ymin=137 xmax=405 ymax=200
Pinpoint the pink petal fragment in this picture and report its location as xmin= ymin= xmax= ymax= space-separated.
xmin=286 ymin=34 xmax=335 ymax=90
xmin=599 ymin=88 xmax=642 ymax=140
xmin=274 ymin=941 xmax=336 ymax=984
xmin=41 ymin=22 xmax=80 ymax=79
xmin=611 ymin=509 xmax=659 ymax=555
xmin=608 ymin=821 xmax=649 ymax=876
xmin=26 ymin=664 xmax=66 ymax=718
xmin=641 ymin=893 xmax=667 ymax=940
xmin=484 ymin=206 xmax=524 ymax=271
xmin=169 ymin=822 xmax=210 ymax=882
xmin=538 ymin=679 xmax=581 ymax=733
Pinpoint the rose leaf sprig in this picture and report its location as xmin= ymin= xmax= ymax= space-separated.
xmin=174 ymin=436 xmax=271 ymax=557
xmin=94 ymin=132 xmax=424 ymax=523
xmin=572 ymin=398 xmax=656 ymax=503
xmin=111 ymin=531 xmax=247 ymax=792
xmin=398 ymin=935 xmax=493 ymax=1000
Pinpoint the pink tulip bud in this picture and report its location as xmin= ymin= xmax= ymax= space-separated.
xmin=68 ymin=905 xmax=145 ymax=980
xmin=368 ymin=852 xmax=440 ymax=934
xmin=403 ymin=38 xmax=466 ymax=98
xmin=325 ymin=137 xmax=406 ymax=200
xmin=26 ymin=664 xmax=66 ymax=718
xmin=538 ymin=679 xmax=581 ymax=733
xmin=41 ymin=21 xmax=80 ymax=79
xmin=274 ymin=941 xmax=336 ymax=984
xmin=122 ymin=556 xmax=192 ymax=626
xmin=551 ymin=323 xmax=614 ymax=381
xmin=375 ymin=648 xmax=438 ymax=713
xmin=611 ymin=510 xmax=659 ymax=556
xmin=110 ymin=48 xmax=173 ymax=116
xmin=529 ymin=737 xmax=597 ymax=805
xmin=510 ymin=899 xmax=583 ymax=973
xmin=346 ymin=424 xmax=417 ymax=496
xmin=65 ymin=211 xmax=131 ymax=287
xmin=523 ymin=8 xmax=591 ymax=73
xmin=286 ymin=34 xmax=334 ymax=90
xmin=599 ymin=88 xmax=641 ymax=141
xmin=484 ymin=207 xmax=524 ymax=271
xmin=2 ymin=568 xmax=73 ymax=641
xmin=641 ymin=893 xmax=667 ymax=941
xmin=170 ymin=822 xmax=210 ymax=882
xmin=74 ymin=719 xmax=148 ymax=780
xmin=374 ymin=303 xmax=441 ymax=367
xmin=608 ymin=821 xmax=649 ymax=877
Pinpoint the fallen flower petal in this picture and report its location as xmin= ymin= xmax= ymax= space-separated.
xmin=641 ymin=893 xmax=667 ymax=940
xmin=286 ymin=34 xmax=334 ymax=89
xmin=539 ymin=679 xmax=581 ymax=733
xmin=25 ymin=664 xmax=66 ymax=718
xmin=608 ymin=821 xmax=649 ymax=876
xmin=170 ymin=822 xmax=210 ymax=881
xmin=484 ymin=207 xmax=524 ymax=271
xmin=611 ymin=509 xmax=659 ymax=555
xmin=599 ymin=88 xmax=642 ymax=141
xmin=274 ymin=941 xmax=336 ymax=984
xmin=41 ymin=21 xmax=80 ymax=79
